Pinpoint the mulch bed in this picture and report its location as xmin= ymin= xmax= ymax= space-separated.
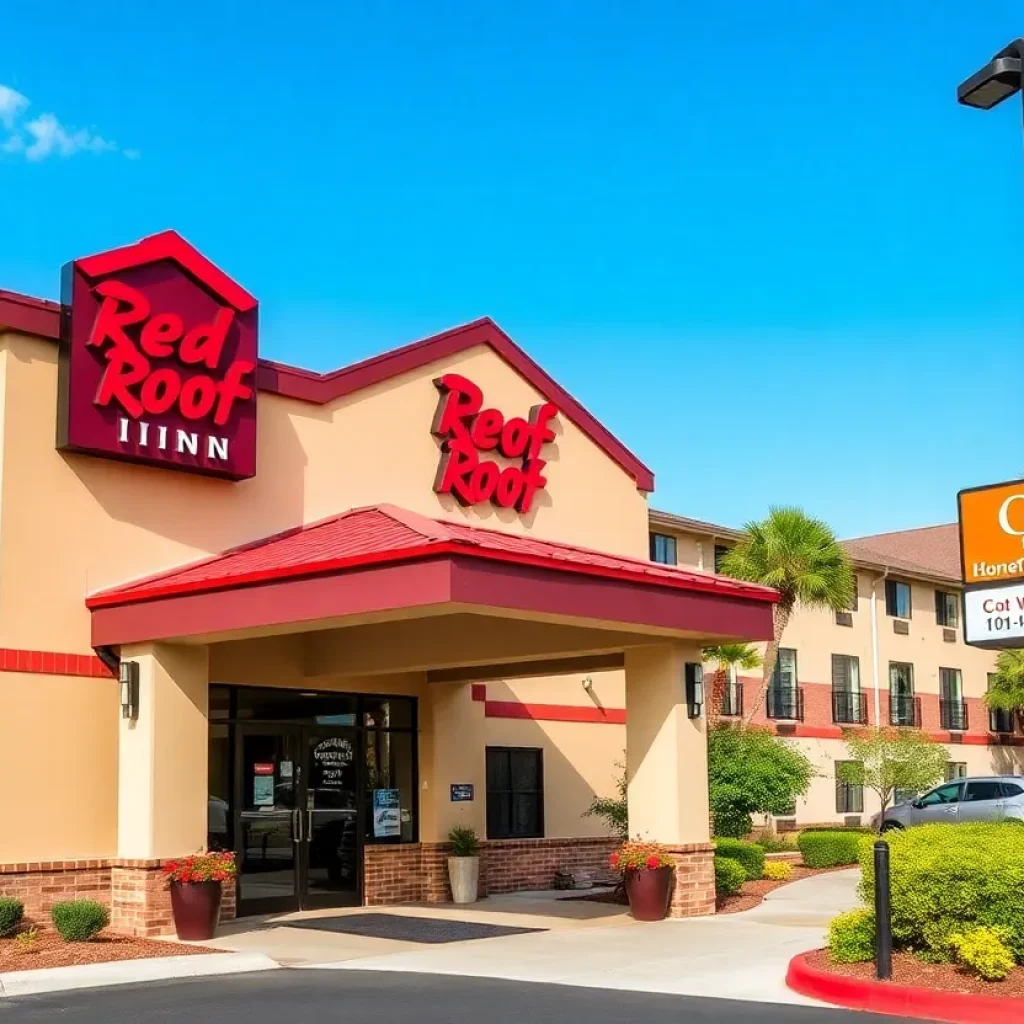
xmin=715 ymin=864 xmax=847 ymax=914
xmin=804 ymin=948 xmax=1024 ymax=999
xmin=0 ymin=930 xmax=217 ymax=974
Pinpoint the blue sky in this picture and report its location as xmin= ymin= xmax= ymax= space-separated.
xmin=2 ymin=1 xmax=1023 ymax=537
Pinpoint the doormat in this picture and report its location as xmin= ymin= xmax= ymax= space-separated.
xmin=285 ymin=912 xmax=546 ymax=944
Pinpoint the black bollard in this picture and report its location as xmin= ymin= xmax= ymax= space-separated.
xmin=874 ymin=839 xmax=893 ymax=981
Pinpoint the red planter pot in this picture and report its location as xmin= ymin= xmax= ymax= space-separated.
xmin=624 ymin=865 xmax=673 ymax=921
xmin=169 ymin=881 xmax=223 ymax=941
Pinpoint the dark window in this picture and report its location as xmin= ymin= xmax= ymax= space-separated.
xmin=889 ymin=662 xmax=916 ymax=726
xmin=919 ymin=782 xmax=961 ymax=806
xmin=773 ymin=649 xmax=798 ymax=691
xmin=649 ymin=533 xmax=677 ymax=565
xmin=847 ymin=581 xmax=859 ymax=612
xmin=486 ymin=747 xmax=543 ymax=839
xmin=713 ymin=544 xmax=730 ymax=573
xmin=940 ymin=668 xmax=962 ymax=701
xmin=935 ymin=590 xmax=959 ymax=628
xmin=885 ymin=580 xmax=912 ymax=619
xmin=945 ymin=762 xmax=967 ymax=781
xmin=964 ymin=781 xmax=1003 ymax=803
xmin=832 ymin=654 xmax=860 ymax=692
xmin=835 ymin=761 xmax=864 ymax=814
xmin=1001 ymin=782 xmax=1024 ymax=798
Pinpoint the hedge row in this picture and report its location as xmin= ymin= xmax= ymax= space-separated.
xmin=798 ymin=830 xmax=866 ymax=868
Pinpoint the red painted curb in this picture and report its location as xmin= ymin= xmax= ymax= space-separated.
xmin=786 ymin=951 xmax=1023 ymax=1024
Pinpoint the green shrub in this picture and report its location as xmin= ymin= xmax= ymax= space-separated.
xmin=0 ymin=897 xmax=24 ymax=937
xmin=447 ymin=827 xmax=480 ymax=857
xmin=51 ymin=900 xmax=109 ymax=942
xmin=714 ymin=838 xmax=765 ymax=881
xmin=949 ymin=927 xmax=1016 ymax=981
xmin=762 ymin=860 xmax=793 ymax=881
xmin=858 ymin=823 xmax=1024 ymax=961
xmin=798 ymin=830 xmax=865 ymax=868
xmin=714 ymin=856 xmax=746 ymax=897
xmin=828 ymin=908 xmax=875 ymax=963
xmin=754 ymin=835 xmax=797 ymax=853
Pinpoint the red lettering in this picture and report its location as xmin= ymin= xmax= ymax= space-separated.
xmin=213 ymin=359 xmax=255 ymax=426
xmin=431 ymin=376 xmax=557 ymax=514
xmin=94 ymin=351 xmax=148 ymax=418
xmin=140 ymin=368 xmax=182 ymax=415
xmin=179 ymin=375 xmax=218 ymax=420
xmin=139 ymin=312 xmax=183 ymax=358
xmin=88 ymin=280 xmax=150 ymax=357
xmin=180 ymin=306 xmax=234 ymax=369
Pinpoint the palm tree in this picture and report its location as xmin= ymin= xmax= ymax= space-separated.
xmin=718 ymin=507 xmax=854 ymax=724
xmin=984 ymin=649 xmax=1024 ymax=731
xmin=703 ymin=643 xmax=762 ymax=725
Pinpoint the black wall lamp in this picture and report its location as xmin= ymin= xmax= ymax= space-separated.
xmin=119 ymin=660 xmax=139 ymax=720
xmin=958 ymin=39 xmax=1024 ymax=111
xmin=685 ymin=662 xmax=704 ymax=719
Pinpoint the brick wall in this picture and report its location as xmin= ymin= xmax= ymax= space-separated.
xmin=665 ymin=844 xmax=715 ymax=918
xmin=0 ymin=860 xmax=236 ymax=937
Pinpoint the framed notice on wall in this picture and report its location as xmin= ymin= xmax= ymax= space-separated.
xmin=373 ymin=789 xmax=401 ymax=838
xmin=253 ymin=762 xmax=275 ymax=807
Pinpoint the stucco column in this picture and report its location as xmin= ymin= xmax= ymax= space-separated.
xmin=415 ymin=682 xmax=486 ymax=901
xmin=117 ymin=642 xmax=210 ymax=859
xmin=625 ymin=644 xmax=715 ymax=917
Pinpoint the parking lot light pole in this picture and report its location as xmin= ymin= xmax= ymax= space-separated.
xmin=957 ymin=39 xmax=1024 ymax=118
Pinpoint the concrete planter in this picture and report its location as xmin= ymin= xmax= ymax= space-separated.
xmin=447 ymin=856 xmax=480 ymax=904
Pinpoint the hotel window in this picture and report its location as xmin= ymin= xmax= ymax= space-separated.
xmin=889 ymin=662 xmax=916 ymax=726
xmin=486 ymin=747 xmax=544 ymax=840
xmin=835 ymin=762 xmax=864 ymax=814
xmin=649 ymin=533 xmax=677 ymax=565
xmin=713 ymin=544 xmax=730 ymax=573
xmin=831 ymin=655 xmax=863 ymax=724
xmin=945 ymin=762 xmax=967 ymax=782
xmin=935 ymin=590 xmax=959 ymax=629
xmin=885 ymin=580 xmax=911 ymax=619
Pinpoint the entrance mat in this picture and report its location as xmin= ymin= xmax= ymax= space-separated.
xmin=285 ymin=912 xmax=546 ymax=944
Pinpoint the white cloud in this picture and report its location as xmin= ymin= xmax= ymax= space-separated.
xmin=0 ymin=85 xmax=28 ymax=130
xmin=0 ymin=84 xmax=135 ymax=161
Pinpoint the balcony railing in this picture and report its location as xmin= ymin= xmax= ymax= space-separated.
xmin=889 ymin=693 xmax=921 ymax=727
xmin=832 ymin=689 xmax=868 ymax=725
xmin=767 ymin=686 xmax=804 ymax=721
xmin=720 ymin=682 xmax=744 ymax=718
xmin=989 ymin=708 xmax=1017 ymax=734
xmin=940 ymin=699 xmax=969 ymax=732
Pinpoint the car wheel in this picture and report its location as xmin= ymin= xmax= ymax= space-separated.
xmin=880 ymin=822 xmax=903 ymax=833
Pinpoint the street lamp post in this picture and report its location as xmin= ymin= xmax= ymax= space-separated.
xmin=958 ymin=38 xmax=1024 ymax=112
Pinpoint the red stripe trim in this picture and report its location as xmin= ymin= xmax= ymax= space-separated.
xmin=471 ymin=684 xmax=487 ymax=702
xmin=484 ymin=699 xmax=626 ymax=724
xmin=0 ymin=648 xmax=114 ymax=678
xmin=87 ymin=540 xmax=778 ymax=609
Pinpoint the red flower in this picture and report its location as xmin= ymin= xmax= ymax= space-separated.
xmin=645 ymin=855 xmax=661 ymax=870
xmin=609 ymin=852 xmax=620 ymax=869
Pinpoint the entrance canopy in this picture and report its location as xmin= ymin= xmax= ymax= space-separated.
xmin=88 ymin=504 xmax=777 ymax=649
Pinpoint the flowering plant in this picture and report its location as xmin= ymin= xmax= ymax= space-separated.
xmin=163 ymin=851 xmax=237 ymax=885
xmin=609 ymin=840 xmax=673 ymax=873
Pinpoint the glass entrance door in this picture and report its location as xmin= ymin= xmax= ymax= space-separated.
xmin=302 ymin=728 xmax=360 ymax=906
xmin=235 ymin=725 xmax=301 ymax=916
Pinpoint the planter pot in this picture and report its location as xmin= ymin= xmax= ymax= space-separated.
xmin=447 ymin=856 xmax=480 ymax=904
xmin=169 ymin=880 xmax=223 ymax=941
xmin=624 ymin=865 xmax=673 ymax=921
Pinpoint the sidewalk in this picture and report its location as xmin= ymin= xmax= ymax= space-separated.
xmin=301 ymin=869 xmax=861 ymax=1006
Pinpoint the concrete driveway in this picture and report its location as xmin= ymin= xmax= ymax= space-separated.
xmin=290 ymin=869 xmax=862 ymax=1006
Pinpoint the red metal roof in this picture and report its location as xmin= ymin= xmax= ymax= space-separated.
xmin=86 ymin=505 xmax=778 ymax=609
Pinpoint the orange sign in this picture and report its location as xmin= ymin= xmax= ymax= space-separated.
xmin=958 ymin=479 xmax=1024 ymax=584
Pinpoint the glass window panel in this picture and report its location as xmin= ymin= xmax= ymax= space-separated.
xmin=487 ymin=749 xmax=511 ymax=791
xmin=361 ymin=697 xmax=413 ymax=730
xmin=364 ymin=731 xmax=416 ymax=842
xmin=209 ymin=686 xmax=232 ymax=721
xmin=964 ymin=781 xmax=1003 ymax=802
xmin=511 ymin=749 xmax=540 ymax=790
xmin=512 ymin=794 xmax=541 ymax=838
xmin=234 ymin=687 xmax=357 ymax=724
xmin=208 ymin=724 xmax=231 ymax=851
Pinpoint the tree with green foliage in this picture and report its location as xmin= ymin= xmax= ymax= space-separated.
xmin=837 ymin=728 xmax=948 ymax=823
xmin=703 ymin=643 xmax=761 ymax=724
xmin=582 ymin=756 xmax=628 ymax=838
xmin=707 ymin=723 xmax=815 ymax=837
xmin=983 ymin=649 xmax=1024 ymax=731
xmin=718 ymin=507 xmax=855 ymax=723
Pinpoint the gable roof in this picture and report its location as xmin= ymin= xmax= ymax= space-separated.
xmin=87 ymin=504 xmax=777 ymax=609
xmin=0 ymin=279 xmax=654 ymax=493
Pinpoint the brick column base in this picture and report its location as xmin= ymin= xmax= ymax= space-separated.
xmin=664 ymin=843 xmax=716 ymax=918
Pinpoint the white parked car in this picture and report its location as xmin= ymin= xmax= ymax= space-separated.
xmin=872 ymin=776 xmax=1024 ymax=831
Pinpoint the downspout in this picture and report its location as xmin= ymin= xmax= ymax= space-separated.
xmin=869 ymin=568 xmax=889 ymax=729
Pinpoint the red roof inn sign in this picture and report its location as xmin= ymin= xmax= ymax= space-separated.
xmin=57 ymin=231 xmax=258 ymax=480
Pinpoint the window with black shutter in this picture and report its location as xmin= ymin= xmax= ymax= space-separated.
xmin=885 ymin=580 xmax=911 ymax=618
xmin=835 ymin=761 xmax=864 ymax=814
xmin=486 ymin=747 xmax=544 ymax=839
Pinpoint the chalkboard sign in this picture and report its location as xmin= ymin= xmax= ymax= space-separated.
xmin=450 ymin=784 xmax=474 ymax=802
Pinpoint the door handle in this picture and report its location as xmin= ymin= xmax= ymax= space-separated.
xmin=306 ymin=809 xmax=313 ymax=842
xmin=292 ymin=808 xmax=302 ymax=843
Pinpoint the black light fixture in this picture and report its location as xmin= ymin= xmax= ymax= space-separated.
xmin=685 ymin=662 xmax=704 ymax=719
xmin=119 ymin=660 xmax=139 ymax=720
xmin=957 ymin=39 xmax=1024 ymax=111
